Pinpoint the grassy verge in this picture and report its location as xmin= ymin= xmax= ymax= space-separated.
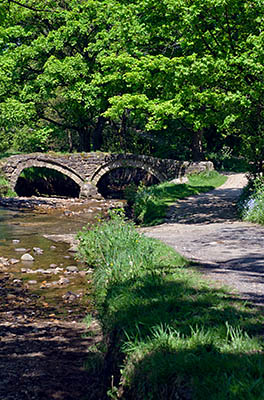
xmin=77 ymin=211 xmax=264 ymax=400
xmin=238 ymin=176 xmax=264 ymax=225
xmin=130 ymin=170 xmax=227 ymax=225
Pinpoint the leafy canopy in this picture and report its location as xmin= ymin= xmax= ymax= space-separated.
xmin=0 ymin=0 xmax=263 ymax=168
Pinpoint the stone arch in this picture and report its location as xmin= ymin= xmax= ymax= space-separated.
xmin=10 ymin=159 xmax=84 ymax=192
xmin=91 ymin=158 xmax=167 ymax=187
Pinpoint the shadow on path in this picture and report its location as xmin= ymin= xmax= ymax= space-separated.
xmin=195 ymin=253 xmax=264 ymax=306
xmin=167 ymin=187 xmax=244 ymax=224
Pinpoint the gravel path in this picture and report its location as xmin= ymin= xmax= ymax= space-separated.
xmin=142 ymin=173 xmax=264 ymax=307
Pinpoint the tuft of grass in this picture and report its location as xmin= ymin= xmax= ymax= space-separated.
xmin=78 ymin=211 xmax=264 ymax=400
xmin=77 ymin=209 xmax=187 ymax=303
xmin=82 ymin=313 xmax=93 ymax=327
xmin=131 ymin=170 xmax=227 ymax=225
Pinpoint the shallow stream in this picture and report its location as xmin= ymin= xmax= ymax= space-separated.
xmin=0 ymin=198 xmax=121 ymax=320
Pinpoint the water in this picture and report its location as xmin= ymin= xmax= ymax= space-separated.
xmin=0 ymin=199 xmax=120 ymax=319
xmin=0 ymin=205 xmax=90 ymax=262
xmin=0 ymin=198 xmax=115 ymax=253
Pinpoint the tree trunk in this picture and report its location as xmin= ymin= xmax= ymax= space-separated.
xmin=67 ymin=129 xmax=73 ymax=153
xmin=119 ymin=110 xmax=129 ymax=152
xmin=92 ymin=116 xmax=106 ymax=151
xmin=192 ymin=130 xmax=204 ymax=161
xmin=78 ymin=127 xmax=91 ymax=152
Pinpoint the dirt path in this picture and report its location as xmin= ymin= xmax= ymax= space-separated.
xmin=142 ymin=173 xmax=264 ymax=307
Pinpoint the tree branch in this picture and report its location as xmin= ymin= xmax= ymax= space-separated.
xmin=224 ymin=6 xmax=236 ymax=54
xmin=194 ymin=23 xmax=216 ymax=57
xmin=40 ymin=115 xmax=77 ymax=130
xmin=8 ymin=0 xmax=53 ymax=12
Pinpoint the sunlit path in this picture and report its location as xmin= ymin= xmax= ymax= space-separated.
xmin=143 ymin=174 xmax=264 ymax=306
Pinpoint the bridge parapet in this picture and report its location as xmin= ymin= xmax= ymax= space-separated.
xmin=0 ymin=152 xmax=214 ymax=198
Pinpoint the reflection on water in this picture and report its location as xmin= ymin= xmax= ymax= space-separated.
xmin=0 ymin=207 xmax=72 ymax=269
xmin=0 ymin=207 xmax=18 ymax=240
xmin=0 ymin=199 xmax=113 ymax=266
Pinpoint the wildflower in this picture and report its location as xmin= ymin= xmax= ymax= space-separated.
xmin=246 ymin=198 xmax=256 ymax=211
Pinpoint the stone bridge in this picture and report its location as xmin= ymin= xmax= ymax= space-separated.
xmin=0 ymin=152 xmax=213 ymax=198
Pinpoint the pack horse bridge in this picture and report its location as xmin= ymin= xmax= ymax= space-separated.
xmin=1 ymin=152 xmax=213 ymax=198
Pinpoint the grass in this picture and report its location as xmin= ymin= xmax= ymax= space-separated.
xmin=77 ymin=211 xmax=264 ymax=400
xmin=131 ymin=170 xmax=227 ymax=225
xmin=238 ymin=176 xmax=264 ymax=225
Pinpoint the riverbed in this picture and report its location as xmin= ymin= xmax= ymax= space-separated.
xmin=0 ymin=197 xmax=123 ymax=319
xmin=0 ymin=197 xmax=124 ymax=400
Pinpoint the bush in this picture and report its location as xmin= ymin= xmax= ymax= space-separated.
xmin=240 ymin=176 xmax=264 ymax=225
xmin=0 ymin=175 xmax=17 ymax=197
xmin=206 ymin=147 xmax=248 ymax=172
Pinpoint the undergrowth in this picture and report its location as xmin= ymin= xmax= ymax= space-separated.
xmin=78 ymin=211 xmax=264 ymax=400
xmin=0 ymin=175 xmax=17 ymax=197
xmin=238 ymin=176 xmax=264 ymax=225
xmin=130 ymin=170 xmax=227 ymax=225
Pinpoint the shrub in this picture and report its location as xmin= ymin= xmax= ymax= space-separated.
xmin=0 ymin=175 xmax=17 ymax=197
xmin=239 ymin=176 xmax=264 ymax=225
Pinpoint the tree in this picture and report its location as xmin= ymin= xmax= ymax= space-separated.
xmin=0 ymin=0 xmax=133 ymax=152
xmin=1 ymin=0 xmax=264 ymax=169
xmin=102 ymin=0 xmax=264 ymax=164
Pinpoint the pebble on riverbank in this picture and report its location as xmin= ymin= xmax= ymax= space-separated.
xmin=21 ymin=253 xmax=35 ymax=261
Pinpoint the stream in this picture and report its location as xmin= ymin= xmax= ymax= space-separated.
xmin=0 ymin=197 xmax=123 ymax=319
xmin=0 ymin=197 xmax=126 ymax=400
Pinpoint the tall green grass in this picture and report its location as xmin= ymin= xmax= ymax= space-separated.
xmin=78 ymin=212 xmax=264 ymax=400
xmin=131 ymin=171 xmax=227 ymax=225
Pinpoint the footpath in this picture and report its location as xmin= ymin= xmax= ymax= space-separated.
xmin=142 ymin=173 xmax=264 ymax=307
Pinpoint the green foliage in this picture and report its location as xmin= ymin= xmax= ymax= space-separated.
xmin=78 ymin=212 xmax=264 ymax=399
xmin=77 ymin=209 xmax=187 ymax=302
xmin=239 ymin=176 xmax=264 ymax=225
xmin=0 ymin=151 xmax=21 ymax=161
xmin=0 ymin=174 xmax=16 ymax=197
xmin=132 ymin=171 xmax=227 ymax=225
xmin=19 ymin=166 xmax=65 ymax=182
xmin=205 ymin=144 xmax=249 ymax=172
xmin=0 ymin=129 xmax=13 ymax=153
xmin=1 ymin=0 xmax=263 ymax=162
xmin=12 ymin=126 xmax=53 ymax=152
